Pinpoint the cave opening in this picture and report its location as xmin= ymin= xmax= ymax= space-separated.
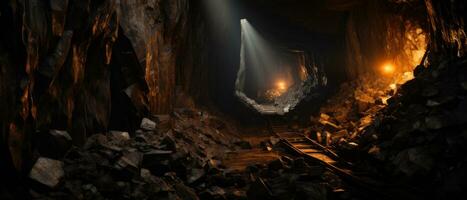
xmin=235 ymin=19 xmax=326 ymax=115
xmin=1 ymin=0 xmax=466 ymax=199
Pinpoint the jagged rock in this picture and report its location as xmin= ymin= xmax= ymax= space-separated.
xmin=116 ymin=152 xmax=142 ymax=169
xmin=110 ymin=131 xmax=130 ymax=141
xmin=140 ymin=118 xmax=156 ymax=131
xmin=319 ymin=119 xmax=341 ymax=132
xmin=324 ymin=131 xmax=332 ymax=146
xmin=331 ymin=129 xmax=348 ymax=143
xmin=140 ymin=168 xmax=152 ymax=180
xmin=320 ymin=113 xmax=331 ymax=121
xmin=49 ymin=130 xmax=72 ymax=141
xmin=30 ymin=157 xmax=64 ymax=188
xmin=342 ymin=141 xmax=359 ymax=151
xmin=426 ymin=100 xmax=441 ymax=107
xmin=358 ymin=115 xmax=373 ymax=129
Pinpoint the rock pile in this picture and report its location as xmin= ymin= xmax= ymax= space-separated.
xmin=297 ymin=58 xmax=467 ymax=198
xmin=27 ymin=108 xmax=251 ymax=200
xmin=27 ymin=106 xmax=363 ymax=200
xmin=242 ymin=156 xmax=348 ymax=200
xmin=357 ymin=58 xmax=467 ymax=198
xmin=302 ymin=74 xmax=391 ymax=148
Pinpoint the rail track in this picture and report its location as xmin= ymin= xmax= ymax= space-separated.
xmin=267 ymin=123 xmax=422 ymax=200
xmin=268 ymin=124 xmax=356 ymax=177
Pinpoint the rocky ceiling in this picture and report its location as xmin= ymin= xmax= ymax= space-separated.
xmin=241 ymin=0 xmax=355 ymax=35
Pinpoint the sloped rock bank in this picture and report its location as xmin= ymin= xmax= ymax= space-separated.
xmin=357 ymin=58 xmax=467 ymax=198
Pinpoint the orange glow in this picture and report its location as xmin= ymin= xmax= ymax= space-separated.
xmin=264 ymin=80 xmax=289 ymax=101
xmin=276 ymin=80 xmax=287 ymax=91
xmin=381 ymin=63 xmax=395 ymax=75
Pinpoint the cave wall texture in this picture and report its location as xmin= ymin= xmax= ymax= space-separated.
xmin=0 ymin=0 xmax=209 ymax=176
xmin=0 ymin=0 xmax=466 ymax=185
xmin=332 ymin=0 xmax=466 ymax=79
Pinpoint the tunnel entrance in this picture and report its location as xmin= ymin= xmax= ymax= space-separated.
xmin=235 ymin=19 xmax=326 ymax=115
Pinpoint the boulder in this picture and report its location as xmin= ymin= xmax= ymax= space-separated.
xmin=140 ymin=118 xmax=157 ymax=131
xmin=30 ymin=157 xmax=64 ymax=188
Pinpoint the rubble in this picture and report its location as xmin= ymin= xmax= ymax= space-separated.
xmin=140 ymin=118 xmax=156 ymax=131
xmin=26 ymin=106 xmax=365 ymax=199
xmin=49 ymin=130 xmax=72 ymax=141
xmin=29 ymin=157 xmax=64 ymax=188
xmin=27 ymin=108 xmax=254 ymax=199
xmin=355 ymin=58 xmax=467 ymax=196
xmin=302 ymin=75 xmax=389 ymax=148
xmin=109 ymin=131 xmax=130 ymax=141
xmin=296 ymin=58 xmax=467 ymax=198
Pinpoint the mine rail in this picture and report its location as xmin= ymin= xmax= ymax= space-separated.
xmin=267 ymin=123 xmax=423 ymax=200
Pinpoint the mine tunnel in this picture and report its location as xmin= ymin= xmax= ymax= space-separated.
xmin=0 ymin=0 xmax=466 ymax=199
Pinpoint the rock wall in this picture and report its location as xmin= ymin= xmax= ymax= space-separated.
xmin=119 ymin=0 xmax=192 ymax=114
xmin=0 ymin=0 xmax=208 ymax=177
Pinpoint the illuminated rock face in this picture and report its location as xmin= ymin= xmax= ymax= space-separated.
xmin=119 ymin=0 xmax=189 ymax=114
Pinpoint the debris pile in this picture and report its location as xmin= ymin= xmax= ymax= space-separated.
xmin=27 ymin=108 xmax=251 ymax=199
xmin=297 ymin=58 xmax=467 ymax=197
xmin=27 ymin=106 xmax=362 ymax=200
xmin=242 ymin=156 xmax=346 ymax=200
xmin=302 ymin=74 xmax=392 ymax=148
xmin=356 ymin=58 xmax=467 ymax=197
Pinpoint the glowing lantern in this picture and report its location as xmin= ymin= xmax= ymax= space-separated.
xmin=381 ymin=63 xmax=395 ymax=75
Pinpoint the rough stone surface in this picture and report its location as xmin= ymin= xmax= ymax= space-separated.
xmin=29 ymin=158 xmax=64 ymax=188
xmin=140 ymin=118 xmax=156 ymax=131
xmin=119 ymin=0 xmax=191 ymax=114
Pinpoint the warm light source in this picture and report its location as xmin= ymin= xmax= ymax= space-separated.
xmin=381 ymin=62 xmax=395 ymax=75
xmin=276 ymin=80 xmax=287 ymax=91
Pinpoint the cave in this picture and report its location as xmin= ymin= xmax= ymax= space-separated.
xmin=235 ymin=18 xmax=327 ymax=115
xmin=1 ymin=0 xmax=466 ymax=199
